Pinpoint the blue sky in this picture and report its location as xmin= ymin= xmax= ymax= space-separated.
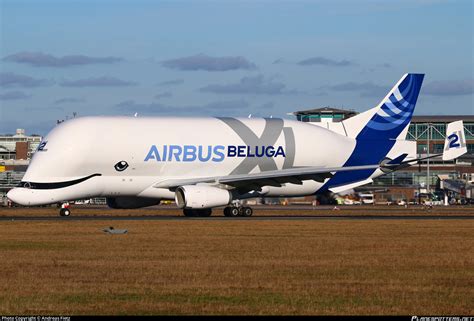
xmin=0 ymin=0 xmax=473 ymax=135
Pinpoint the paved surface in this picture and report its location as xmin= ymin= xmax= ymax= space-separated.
xmin=1 ymin=215 xmax=473 ymax=221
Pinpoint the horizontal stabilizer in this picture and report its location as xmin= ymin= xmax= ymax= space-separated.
xmin=329 ymin=178 xmax=373 ymax=194
xmin=387 ymin=153 xmax=408 ymax=165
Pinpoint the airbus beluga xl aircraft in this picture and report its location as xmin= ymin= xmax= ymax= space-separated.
xmin=7 ymin=73 xmax=467 ymax=216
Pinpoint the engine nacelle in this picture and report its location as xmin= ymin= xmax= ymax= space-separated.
xmin=175 ymin=185 xmax=232 ymax=209
xmin=106 ymin=196 xmax=160 ymax=209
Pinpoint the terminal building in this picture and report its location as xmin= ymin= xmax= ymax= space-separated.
xmin=0 ymin=129 xmax=42 ymax=201
xmin=290 ymin=107 xmax=474 ymax=204
xmin=0 ymin=129 xmax=42 ymax=161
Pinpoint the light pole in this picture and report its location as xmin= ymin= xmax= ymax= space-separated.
xmin=427 ymin=123 xmax=431 ymax=197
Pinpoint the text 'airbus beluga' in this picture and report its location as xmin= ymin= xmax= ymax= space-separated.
xmin=7 ymin=74 xmax=468 ymax=216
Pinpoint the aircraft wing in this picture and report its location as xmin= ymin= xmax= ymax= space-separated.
xmin=153 ymin=164 xmax=381 ymax=192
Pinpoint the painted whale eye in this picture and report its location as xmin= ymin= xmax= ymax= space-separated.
xmin=114 ymin=161 xmax=129 ymax=172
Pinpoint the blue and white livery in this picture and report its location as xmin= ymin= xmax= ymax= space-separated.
xmin=7 ymin=74 xmax=466 ymax=217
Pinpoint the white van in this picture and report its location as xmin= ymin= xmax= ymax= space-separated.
xmin=359 ymin=193 xmax=374 ymax=205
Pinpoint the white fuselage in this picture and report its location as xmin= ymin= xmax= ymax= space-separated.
xmin=6 ymin=73 xmax=428 ymax=209
xmin=7 ymin=116 xmax=376 ymax=206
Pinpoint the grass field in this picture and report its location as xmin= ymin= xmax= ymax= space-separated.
xmin=0 ymin=207 xmax=473 ymax=315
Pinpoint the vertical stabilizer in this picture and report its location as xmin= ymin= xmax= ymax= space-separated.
xmin=321 ymin=74 xmax=424 ymax=191
xmin=443 ymin=120 xmax=467 ymax=160
xmin=342 ymin=73 xmax=424 ymax=140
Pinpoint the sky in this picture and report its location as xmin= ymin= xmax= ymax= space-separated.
xmin=0 ymin=0 xmax=473 ymax=135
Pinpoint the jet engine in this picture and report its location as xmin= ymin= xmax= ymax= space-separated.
xmin=106 ymin=196 xmax=161 ymax=209
xmin=175 ymin=185 xmax=232 ymax=209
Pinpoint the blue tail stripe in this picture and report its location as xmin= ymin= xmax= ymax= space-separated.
xmin=320 ymin=73 xmax=424 ymax=192
xmin=387 ymin=96 xmax=411 ymax=110
xmin=398 ymin=74 xmax=414 ymax=96
xmin=380 ymin=105 xmax=412 ymax=120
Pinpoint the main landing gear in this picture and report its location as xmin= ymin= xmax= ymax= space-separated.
xmin=182 ymin=206 xmax=254 ymax=217
xmin=223 ymin=206 xmax=253 ymax=217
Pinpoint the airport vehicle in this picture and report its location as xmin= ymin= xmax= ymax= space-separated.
xmin=6 ymin=74 xmax=468 ymax=216
xmin=359 ymin=193 xmax=374 ymax=205
xmin=343 ymin=198 xmax=361 ymax=205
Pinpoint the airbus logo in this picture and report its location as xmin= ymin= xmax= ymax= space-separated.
xmin=144 ymin=145 xmax=286 ymax=162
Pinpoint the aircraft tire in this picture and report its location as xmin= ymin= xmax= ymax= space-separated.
xmin=242 ymin=207 xmax=253 ymax=217
xmin=183 ymin=209 xmax=212 ymax=217
xmin=60 ymin=208 xmax=71 ymax=217
xmin=183 ymin=209 xmax=194 ymax=217
xmin=223 ymin=207 xmax=231 ymax=217
xmin=229 ymin=207 xmax=240 ymax=217
xmin=199 ymin=209 xmax=212 ymax=217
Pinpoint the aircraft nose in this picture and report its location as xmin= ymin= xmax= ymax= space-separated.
xmin=7 ymin=188 xmax=34 ymax=206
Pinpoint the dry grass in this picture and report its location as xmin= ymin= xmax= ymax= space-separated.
xmin=0 ymin=216 xmax=473 ymax=315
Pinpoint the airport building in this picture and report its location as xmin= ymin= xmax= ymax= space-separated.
xmin=291 ymin=107 xmax=474 ymax=204
xmin=0 ymin=129 xmax=42 ymax=202
xmin=0 ymin=129 xmax=42 ymax=160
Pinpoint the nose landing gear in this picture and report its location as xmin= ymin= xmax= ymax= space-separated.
xmin=59 ymin=202 xmax=71 ymax=217
xmin=59 ymin=208 xmax=71 ymax=216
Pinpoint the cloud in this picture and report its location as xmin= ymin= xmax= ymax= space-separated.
xmin=297 ymin=56 xmax=354 ymax=67
xmin=60 ymin=76 xmax=137 ymax=87
xmin=423 ymin=79 xmax=474 ymax=96
xmin=0 ymin=72 xmax=53 ymax=87
xmin=200 ymin=75 xmax=299 ymax=95
xmin=325 ymin=79 xmax=474 ymax=98
xmin=0 ymin=91 xmax=31 ymax=100
xmin=325 ymin=81 xmax=388 ymax=97
xmin=155 ymin=92 xmax=173 ymax=99
xmin=361 ymin=63 xmax=392 ymax=73
xmin=158 ymin=79 xmax=184 ymax=86
xmin=54 ymin=97 xmax=85 ymax=104
xmin=378 ymin=63 xmax=392 ymax=68
xmin=115 ymin=99 xmax=249 ymax=115
xmin=3 ymin=52 xmax=123 ymax=67
xmin=161 ymin=54 xmax=257 ymax=71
